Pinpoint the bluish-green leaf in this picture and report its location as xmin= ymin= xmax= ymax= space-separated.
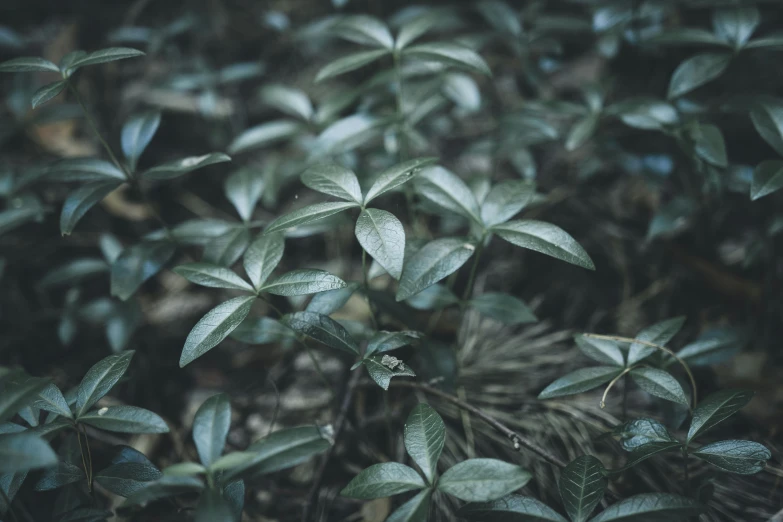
xmin=538 ymin=367 xmax=622 ymax=400
xmin=193 ymin=393 xmax=231 ymax=468
xmin=228 ymin=120 xmax=304 ymax=153
xmin=559 ymin=455 xmax=606 ymax=522
xmin=143 ymin=153 xmax=231 ymax=180
xmin=628 ymin=316 xmax=685 ymax=366
xmin=0 ymin=372 xmax=50 ymax=424
xmin=302 ymin=163 xmax=362 ymax=204
xmin=457 ymin=494 xmax=569 ymax=522
xmin=616 ymin=418 xmax=675 ymax=451
xmin=94 ymin=462 xmax=162 ymax=497
xmin=469 ymin=293 xmax=537 ymax=325
xmin=264 ymin=201 xmax=359 ymax=234
xmin=180 ymin=296 xmax=257 ymax=367
xmin=692 ymin=440 xmax=770 ymax=474
xmin=396 ymin=238 xmax=475 ymax=301
xmin=364 ymin=355 xmax=416 ymax=390
xmin=588 ymin=493 xmax=703 ymax=522
xmin=32 ymin=80 xmax=67 ymax=109
xmin=225 ymin=168 xmax=265 ymax=222
xmin=0 ymin=434 xmax=57 ymax=473
xmin=480 ymin=180 xmax=535 ymax=227
xmin=630 ymin=367 xmax=688 ymax=405
xmin=341 ymin=462 xmax=425 ymax=499
xmin=712 ymin=6 xmax=759 ymax=47
xmin=121 ymin=111 xmax=161 ymax=172
xmin=667 ymin=53 xmax=731 ymax=99
xmin=575 ymin=335 xmax=624 ymax=367
xmin=46 ymin=158 xmax=127 ymax=182
xmin=687 ymin=389 xmax=754 ymax=443
xmin=403 ymin=403 xmax=445 ymax=484
xmin=404 ymin=43 xmax=491 ymax=75
xmin=282 ymin=311 xmax=359 ymax=355
xmin=60 ymin=180 xmax=122 ymax=236
xmin=306 ymin=282 xmax=360 ymax=315
xmin=386 ymin=489 xmax=431 ymax=522
xmin=364 ymin=157 xmax=437 ymax=205
xmin=493 ymin=220 xmax=595 ymax=270
xmin=34 ymin=384 xmax=72 ymax=419
xmin=203 ymin=226 xmax=250 ymax=267
xmin=123 ymin=475 xmax=204 ymax=506
xmin=356 ymin=208 xmax=405 ymax=280
xmin=438 ymin=458 xmax=531 ymax=502
xmin=243 ymin=233 xmax=284 ymax=291
xmin=76 ymin=351 xmax=134 ymax=417
xmin=173 ymin=263 xmax=254 ymax=292
xmin=751 ymin=160 xmax=783 ymax=200
xmin=110 ymin=241 xmax=176 ymax=301
xmin=0 ymin=56 xmax=59 ymax=72
xmin=261 ymin=269 xmax=347 ymax=296
xmin=366 ymin=330 xmax=421 ymax=357
xmin=331 ymin=15 xmax=394 ymax=49
xmin=79 ymin=405 xmax=169 ymax=433
xmin=260 ymin=84 xmax=313 ymax=121
xmin=65 ymin=47 xmax=145 ymax=71
xmin=415 ymin=166 xmax=481 ymax=222
xmin=34 ymin=461 xmax=85 ymax=491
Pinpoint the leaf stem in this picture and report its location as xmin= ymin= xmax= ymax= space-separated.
xmin=361 ymin=248 xmax=378 ymax=330
xmin=461 ymin=234 xmax=486 ymax=301
xmin=601 ymin=366 xmax=636 ymax=409
xmin=585 ymin=333 xmax=697 ymax=409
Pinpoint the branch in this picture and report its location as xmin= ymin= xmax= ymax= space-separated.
xmin=302 ymin=368 xmax=362 ymax=522
xmin=388 ymin=380 xmax=567 ymax=468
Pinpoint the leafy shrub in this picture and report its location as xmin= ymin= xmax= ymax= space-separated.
xmin=0 ymin=2 xmax=778 ymax=521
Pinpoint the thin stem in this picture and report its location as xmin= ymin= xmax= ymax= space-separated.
xmin=682 ymin=448 xmax=690 ymax=494
xmin=66 ymin=81 xmax=129 ymax=179
xmin=302 ymin=369 xmax=362 ymax=522
xmin=601 ymin=366 xmax=636 ymax=409
xmin=585 ymin=333 xmax=697 ymax=410
xmin=386 ymin=380 xmax=567 ymax=468
xmin=462 ymin=235 xmax=486 ymax=301
xmin=74 ymin=425 xmax=92 ymax=493
xmin=81 ymin=424 xmax=94 ymax=489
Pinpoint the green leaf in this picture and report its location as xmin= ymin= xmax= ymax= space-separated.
xmin=40 ymin=258 xmax=108 ymax=287
xmin=415 ymin=166 xmax=481 ymax=222
xmin=230 ymin=317 xmax=295 ymax=345
xmin=225 ymin=168 xmax=265 ymax=222
xmin=692 ymin=123 xmax=727 ymax=168
xmin=612 ymin=99 xmax=679 ymax=130
xmin=675 ymin=327 xmax=743 ymax=367
xmin=0 ymin=470 xmax=28 ymax=514
xmin=225 ymin=425 xmax=331 ymax=481
xmin=173 ymin=263 xmax=254 ymax=292
xmin=34 ymin=461 xmax=85 ymax=491
xmin=0 ymin=372 xmax=50 ymax=424
xmin=469 ymin=293 xmax=537 ymax=325
xmin=34 ymin=384 xmax=73 ymax=419
xmin=687 ymin=389 xmax=754 ymax=443
xmin=281 ymin=311 xmax=359 ymax=355
xmin=143 ymin=153 xmax=231 ymax=180
xmin=0 ymin=434 xmax=57 ymax=473
xmin=306 ymin=282 xmax=360 ymax=315
xmin=180 ymin=296 xmax=256 ymax=367
xmin=751 ymin=160 xmax=783 ymax=200
xmin=692 ymin=440 xmax=770 ymax=475
xmin=111 ymin=241 xmax=176 ymax=300
xmin=94 ymin=462 xmax=162 ymax=497
xmin=355 ymin=208 xmax=405 ymax=280
xmin=60 ymin=180 xmax=122 ymax=235
xmin=712 ymin=7 xmax=759 ymax=47
xmin=210 ymin=451 xmax=258 ymax=472
xmin=559 ymin=455 xmax=606 ymax=522
xmin=405 ymin=284 xmax=459 ymax=310
xmin=588 ymin=493 xmax=703 ymax=522
xmin=302 ymin=163 xmax=363 ymax=204
xmin=79 ymin=405 xmax=169 ymax=433
xmin=32 ymin=80 xmax=67 ymax=109
xmin=538 ymin=367 xmax=622 ymax=399
xmin=0 ymin=56 xmax=60 ymax=72
xmin=565 ymin=115 xmax=599 ymax=151
xmin=395 ymin=12 xmax=444 ymax=50
xmin=46 ymin=158 xmax=127 ymax=182
xmin=123 ymin=475 xmax=204 ymax=506
xmin=331 ymin=15 xmax=394 ymax=49
xmin=630 ymin=368 xmax=688 ymax=405
xmin=315 ymin=49 xmax=390 ymax=82
xmin=260 ymin=84 xmax=313 ymax=121
xmin=750 ymin=99 xmax=783 ymax=156
xmin=616 ymin=418 xmax=676 ymax=451
xmin=261 ymin=269 xmax=347 ymax=296
xmin=386 ymin=489 xmax=431 ymax=522
xmin=264 ymin=201 xmax=359 ymax=234
xmin=667 ymin=53 xmax=731 ymax=99
xmin=575 ymin=335 xmax=624 ymax=367
xmin=193 ymin=393 xmax=231 ymax=468
xmin=243 ymin=233 xmax=284 ymax=291
xmin=228 ymin=120 xmax=303 ymax=153
xmin=646 ymin=197 xmax=697 ymax=241
xmin=650 ymin=28 xmax=727 ymax=47
xmin=163 ymin=462 xmax=207 ymax=476
xmin=223 ymin=480 xmax=245 ymax=520
xmin=364 ymin=157 xmax=437 ymax=205
xmin=121 ymin=111 xmax=161 ymax=172
xmin=480 ymin=180 xmax=535 ymax=227
xmin=203 ymin=227 xmax=251 ymax=267
xmin=364 ymin=355 xmax=416 ymax=390
xmin=612 ymin=441 xmax=683 ymax=472
xmin=443 ymin=72 xmax=481 ymax=111
xmin=457 ymin=494 xmax=569 ymax=522
xmin=65 ymin=47 xmax=145 ymax=70
xmin=366 ymin=330 xmax=421 ymax=357
xmin=403 ymin=403 xmax=445 ymax=483
xmin=438 ymin=458 xmax=531 ymax=502
xmin=76 ymin=351 xmax=134 ymax=417
xmin=628 ymin=316 xmax=685 ymax=365
xmin=195 ymin=487 xmax=234 ymax=522
xmin=492 ymin=220 xmax=595 ymax=270
xmin=396 ymin=238 xmax=475 ymax=301
xmin=404 ymin=43 xmax=491 ymax=75
xmin=340 ymin=462 xmax=425 ymax=499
